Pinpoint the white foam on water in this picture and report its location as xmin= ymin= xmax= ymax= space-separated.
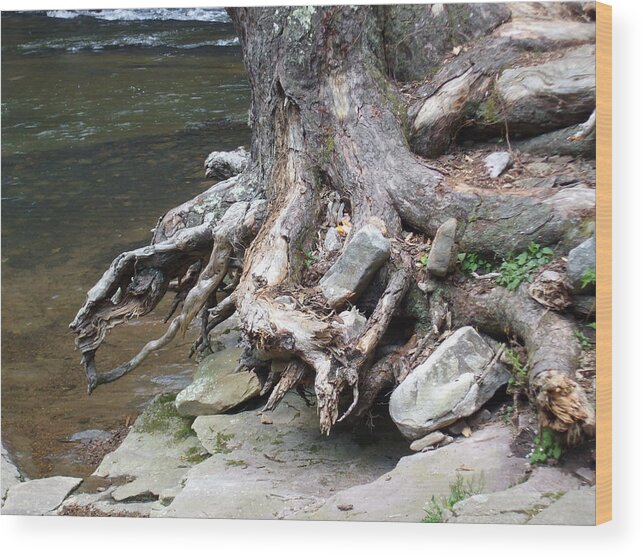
xmin=45 ymin=8 xmax=230 ymax=23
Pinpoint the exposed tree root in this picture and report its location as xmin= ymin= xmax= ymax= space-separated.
xmin=71 ymin=199 xmax=264 ymax=392
xmin=445 ymin=281 xmax=595 ymax=444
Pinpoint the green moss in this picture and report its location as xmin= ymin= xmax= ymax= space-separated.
xmin=404 ymin=284 xmax=432 ymax=334
xmin=183 ymin=446 xmax=208 ymax=465
xmin=524 ymin=504 xmax=549 ymax=519
xmin=224 ymin=458 xmax=247 ymax=468
xmin=134 ymin=393 xmax=195 ymax=443
xmin=544 ymin=491 xmax=566 ymax=501
xmin=322 ymin=134 xmax=336 ymax=162
xmin=212 ymin=431 xmax=234 ymax=454
xmin=478 ymin=95 xmax=500 ymax=125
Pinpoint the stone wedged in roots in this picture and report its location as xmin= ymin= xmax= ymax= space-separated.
xmin=70 ymin=5 xmax=596 ymax=444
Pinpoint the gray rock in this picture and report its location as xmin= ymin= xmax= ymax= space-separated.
xmin=1 ymin=444 xmax=24 ymax=504
xmin=571 ymin=295 xmax=596 ymax=318
xmin=93 ymin=394 xmax=205 ymax=502
xmin=175 ymin=348 xmax=261 ymax=417
xmin=409 ymin=431 xmax=445 ymax=452
xmin=154 ymin=393 xmax=409 ymax=519
xmin=575 ymin=467 xmax=596 ymax=485
xmin=59 ymin=486 xmax=156 ymax=517
xmin=204 ymin=146 xmax=248 ymax=180
xmin=426 ymin=218 xmax=457 ymax=277
xmin=323 ymin=227 xmax=343 ymax=253
xmin=68 ymin=429 xmax=112 ymax=444
xmin=389 ymin=326 xmax=509 ymax=440
xmin=527 ymin=486 xmax=595 ymax=525
xmin=484 ymin=152 xmax=513 ymax=178
xmin=293 ymin=425 xmax=525 ymax=522
xmin=567 ymin=236 xmax=596 ymax=293
xmin=319 ymin=224 xmax=390 ymax=308
xmin=2 ymin=476 xmax=81 ymax=516
xmin=449 ymin=467 xmax=583 ymax=525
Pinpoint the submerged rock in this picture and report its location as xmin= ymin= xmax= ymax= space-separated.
xmin=204 ymin=146 xmax=249 ymax=180
xmin=389 ymin=326 xmax=509 ymax=440
xmin=319 ymin=223 xmax=390 ymax=308
xmin=2 ymin=476 xmax=81 ymax=516
xmin=567 ymin=235 xmax=596 ymax=293
xmin=175 ymin=348 xmax=261 ymax=417
xmin=426 ymin=217 xmax=457 ymax=277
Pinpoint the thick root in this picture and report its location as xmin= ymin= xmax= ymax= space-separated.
xmin=72 ymin=199 xmax=265 ymax=392
xmin=446 ymin=281 xmax=595 ymax=444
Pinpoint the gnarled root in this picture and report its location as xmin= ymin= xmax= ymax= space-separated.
xmin=71 ymin=199 xmax=265 ymax=392
xmin=446 ymin=281 xmax=595 ymax=444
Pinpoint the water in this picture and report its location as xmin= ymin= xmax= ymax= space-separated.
xmin=1 ymin=9 xmax=251 ymax=479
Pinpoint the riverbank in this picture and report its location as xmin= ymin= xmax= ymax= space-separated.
xmin=1 ymin=8 xmax=249 ymax=478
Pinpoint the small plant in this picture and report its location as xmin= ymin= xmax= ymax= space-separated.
xmin=575 ymin=330 xmax=592 ymax=351
xmin=496 ymin=243 xmax=553 ymax=291
xmin=417 ymin=252 xmax=430 ymax=269
xmin=457 ymin=252 xmax=493 ymax=275
xmin=529 ymin=428 xmax=563 ymax=465
xmin=587 ymin=321 xmax=596 ymax=330
xmin=422 ymin=473 xmax=484 ymax=523
xmin=422 ymin=496 xmax=445 ymax=523
xmin=303 ymin=250 xmax=319 ymax=268
xmin=504 ymin=347 xmax=528 ymax=392
xmin=212 ymin=432 xmax=234 ymax=454
xmin=580 ymin=269 xmax=596 ymax=289
xmin=501 ymin=404 xmax=514 ymax=426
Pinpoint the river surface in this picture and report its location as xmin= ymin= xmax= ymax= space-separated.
xmin=1 ymin=8 xmax=251 ymax=479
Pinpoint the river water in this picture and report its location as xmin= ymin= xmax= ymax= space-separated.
xmin=1 ymin=8 xmax=251 ymax=479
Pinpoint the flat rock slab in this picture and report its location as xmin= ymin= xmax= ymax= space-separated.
xmin=175 ymin=348 xmax=261 ymax=417
xmin=449 ymin=466 xmax=583 ymax=524
xmin=93 ymin=394 xmax=206 ymax=502
xmin=528 ymin=485 xmax=596 ymax=525
xmin=426 ymin=218 xmax=457 ymax=277
xmin=319 ymin=224 xmax=390 ymax=308
xmin=389 ymin=326 xmax=509 ymax=440
xmin=154 ymin=393 xmax=409 ymax=519
xmin=1 ymin=443 xmax=23 ymax=503
xmin=2 ymin=476 xmax=81 ymax=516
xmin=292 ymin=425 xmax=525 ymax=522
xmin=59 ymin=487 xmax=158 ymax=518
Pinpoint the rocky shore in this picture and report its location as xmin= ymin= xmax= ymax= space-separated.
xmin=2 ymin=311 xmax=596 ymax=524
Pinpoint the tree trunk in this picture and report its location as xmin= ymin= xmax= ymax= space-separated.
xmin=71 ymin=5 xmax=596 ymax=442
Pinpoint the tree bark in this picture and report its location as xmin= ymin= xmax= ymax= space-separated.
xmin=71 ymin=5 xmax=596 ymax=442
